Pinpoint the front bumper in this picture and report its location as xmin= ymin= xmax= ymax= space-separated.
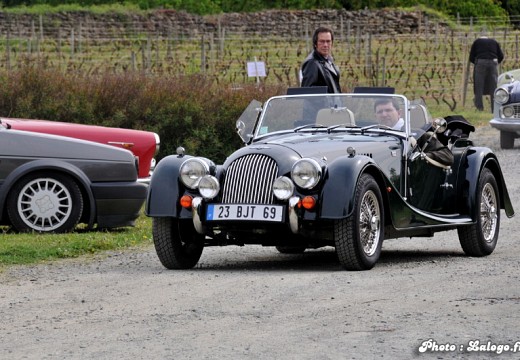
xmin=191 ymin=196 xmax=301 ymax=235
xmin=490 ymin=118 xmax=520 ymax=134
xmin=91 ymin=181 xmax=148 ymax=228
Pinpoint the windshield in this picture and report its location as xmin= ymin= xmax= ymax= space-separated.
xmin=254 ymin=94 xmax=422 ymax=138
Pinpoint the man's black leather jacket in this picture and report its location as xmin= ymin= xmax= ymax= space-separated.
xmin=301 ymin=50 xmax=341 ymax=93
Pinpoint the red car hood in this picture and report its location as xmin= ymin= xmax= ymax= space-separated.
xmin=2 ymin=117 xmax=160 ymax=180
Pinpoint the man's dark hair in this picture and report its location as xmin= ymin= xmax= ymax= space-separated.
xmin=374 ymin=98 xmax=400 ymax=111
xmin=312 ymin=27 xmax=334 ymax=48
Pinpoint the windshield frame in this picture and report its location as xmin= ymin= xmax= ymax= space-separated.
xmin=252 ymin=93 xmax=413 ymax=141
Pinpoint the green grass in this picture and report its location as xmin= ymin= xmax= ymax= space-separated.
xmin=0 ymin=212 xmax=152 ymax=270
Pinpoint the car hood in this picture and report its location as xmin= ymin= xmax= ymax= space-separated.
xmin=0 ymin=128 xmax=135 ymax=162
xmin=2 ymin=117 xmax=154 ymax=145
xmin=226 ymin=131 xmax=400 ymax=173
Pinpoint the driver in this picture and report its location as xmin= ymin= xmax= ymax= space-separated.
xmin=374 ymin=98 xmax=404 ymax=130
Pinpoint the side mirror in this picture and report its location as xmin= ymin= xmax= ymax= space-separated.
xmin=236 ymin=120 xmax=245 ymax=135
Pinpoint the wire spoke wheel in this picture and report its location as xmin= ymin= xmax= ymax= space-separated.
xmin=458 ymin=168 xmax=500 ymax=256
xmin=480 ymin=182 xmax=498 ymax=243
xmin=334 ymin=174 xmax=384 ymax=270
xmin=359 ymin=190 xmax=381 ymax=256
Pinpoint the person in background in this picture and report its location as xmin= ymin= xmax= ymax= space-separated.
xmin=301 ymin=27 xmax=341 ymax=93
xmin=469 ymin=35 xmax=504 ymax=112
xmin=374 ymin=98 xmax=404 ymax=130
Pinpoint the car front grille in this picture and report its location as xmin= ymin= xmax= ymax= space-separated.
xmin=222 ymin=154 xmax=278 ymax=204
xmin=510 ymin=104 xmax=520 ymax=118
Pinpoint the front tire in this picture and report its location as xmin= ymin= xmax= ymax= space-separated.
xmin=334 ymin=174 xmax=384 ymax=270
xmin=457 ymin=168 xmax=500 ymax=256
xmin=152 ymin=217 xmax=204 ymax=269
xmin=7 ymin=172 xmax=83 ymax=233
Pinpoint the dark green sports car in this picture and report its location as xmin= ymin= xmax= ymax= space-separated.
xmin=146 ymin=90 xmax=514 ymax=270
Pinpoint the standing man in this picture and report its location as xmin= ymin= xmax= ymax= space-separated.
xmin=469 ymin=35 xmax=504 ymax=111
xmin=301 ymin=27 xmax=341 ymax=93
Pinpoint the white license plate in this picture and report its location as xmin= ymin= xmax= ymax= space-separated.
xmin=206 ymin=204 xmax=284 ymax=222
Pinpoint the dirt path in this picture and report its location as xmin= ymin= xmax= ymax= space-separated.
xmin=1 ymin=125 xmax=520 ymax=359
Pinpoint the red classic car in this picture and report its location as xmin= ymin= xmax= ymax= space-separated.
xmin=1 ymin=117 xmax=160 ymax=183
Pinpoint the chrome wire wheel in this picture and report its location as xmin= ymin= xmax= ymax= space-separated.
xmin=480 ymin=182 xmax=498 ymax=243
xmin=359 ymin=190 xmax=381 ymax=256
xmin=17 ymin=178 xmax=73 ymax=231
xmin=457 ymin=168 xmax=500 ymax=257
xmin=334 ymin=173 xmax=384 ymax=270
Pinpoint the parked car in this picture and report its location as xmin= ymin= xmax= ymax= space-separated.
xmin=0 ymin=122 xmax=147 ymax=233
xmin=491 ymin=68 xmax=520 ymax=149
xmin=146 ymin=90 xmax=514 ymax=271
xmin=1 ymin=117 xmax=160 ymax=183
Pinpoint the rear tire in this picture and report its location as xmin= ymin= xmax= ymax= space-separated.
xmin=500 ymin=131 xmax=515 ymax=149
xmin=152 ymin=217 xmax=204 ymax=269
xmin=334 ymin=174 xmax=384 ymax=270
xmin=457 ymin=168 xmax=500 ymax=256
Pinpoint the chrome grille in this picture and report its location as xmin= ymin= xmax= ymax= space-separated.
xmin=512 ymin=105 xmax=520 ymax=118
xmin=222 ymin=154 xmax=278 ymax=204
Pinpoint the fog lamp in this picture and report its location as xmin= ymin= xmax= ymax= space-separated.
xmin=503 ymin=106 xmax=515 ymax=118
xmin=273 ymin=176 xmax=294 ymax=200
xmin=198 ymin=175 xmax=220 ymax=199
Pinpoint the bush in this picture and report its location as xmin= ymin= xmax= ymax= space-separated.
xmin=0 ymin=65 xmax=284 ymax=163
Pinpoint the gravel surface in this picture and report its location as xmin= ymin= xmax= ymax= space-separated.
xmin=1 ymin=125 xmax=519 ymax=360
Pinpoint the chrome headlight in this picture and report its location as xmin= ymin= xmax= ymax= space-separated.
xmin=198 ymin=175 xmax=220 ymax=199
xmin=291 ymin=158 xmax=322 ymax=189
xmin=494 ymin=88 xmax=509 ymax=104
xmin=179 ymin=158 xmax=210 ymax=189
xmin=273 ymin=176 xmax=295 ymax=200
xmin=502 ymin=106 xmax=515 ymax=118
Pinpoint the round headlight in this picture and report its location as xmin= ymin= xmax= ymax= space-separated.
xmin=198 ymin=175 xmax=220 ymax=199
xmin=502 ymin=106 xmax=515 ymax=118
xmin=273 ymin=176 xmax=295 ymax=200
xmin=179 ymin=158 xmax=210 ymax=189
xmin=494 ymin=88 xmax=509 ymax=105
xmin=291 ymin=158 xmax=322 ymax=189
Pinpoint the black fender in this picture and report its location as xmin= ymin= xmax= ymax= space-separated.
xmin=0 ymin=159 xmax=97 ymax=228
xmin=463 ymin=147 xmax=515 ymax=219
xmin=145 ymin=154 xmax=193 ymax=217
xmin=320 ymin=155 xmax=381 ymax=219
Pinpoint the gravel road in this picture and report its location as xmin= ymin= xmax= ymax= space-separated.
xmin=1 ymin=125 xmax=519 ymax=360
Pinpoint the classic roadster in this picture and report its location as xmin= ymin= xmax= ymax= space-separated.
xmin=146 ymin=90 xmax=514 ymax=270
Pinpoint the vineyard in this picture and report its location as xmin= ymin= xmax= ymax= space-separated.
xmin=1 ymin=9 xmax=520 ymax=114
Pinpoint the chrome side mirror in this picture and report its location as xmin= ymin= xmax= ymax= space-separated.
xmin=236 ymin=120 xmax=245 ymax=135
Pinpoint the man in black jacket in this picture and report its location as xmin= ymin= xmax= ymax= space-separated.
xmin=301 ymin=27 xmax=341 ymax=93
xmin=469 ymin=35 xmax=504 ymax=111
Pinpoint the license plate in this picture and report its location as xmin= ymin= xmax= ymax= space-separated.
xmin=206 ymin=204 xmax=283 ymax=222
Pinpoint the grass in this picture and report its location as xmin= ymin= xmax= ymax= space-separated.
xmin=0 ymin=211 xmax=153 ymax=270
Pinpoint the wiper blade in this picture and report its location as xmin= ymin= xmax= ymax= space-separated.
xmin=294 ymin=124 xmax=328 ymax=132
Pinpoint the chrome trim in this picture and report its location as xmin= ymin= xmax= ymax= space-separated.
xmin=222 ymin=154 xmax=278 ymax=204
xmin=288 ymin=196 xmax=300 ymax=234
xmin=137 ymin=176 xmax=151 ymax=186
xmin=192 ymin=197 xmax=205 ymax=234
